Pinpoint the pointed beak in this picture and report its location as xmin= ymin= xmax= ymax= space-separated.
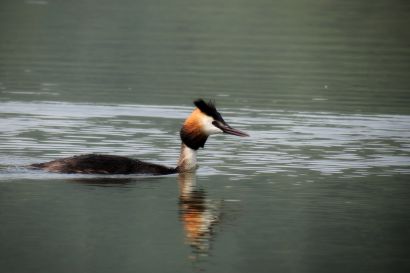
xmin=212 ymin=121 xmax=249 ymax=137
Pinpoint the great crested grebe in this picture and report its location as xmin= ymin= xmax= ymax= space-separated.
xmin=29 ymin=99 xmax=249 ymax=175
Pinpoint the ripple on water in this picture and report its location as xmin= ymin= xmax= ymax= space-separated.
xmin=0 ymin=101 xmax=409 ymax=179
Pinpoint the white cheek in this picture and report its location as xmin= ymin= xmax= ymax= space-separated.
xmin=201 ymin=116 xmax=223 ymax=135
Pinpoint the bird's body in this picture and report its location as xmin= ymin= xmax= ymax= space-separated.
xmin=30 ymin=154 xmax=177 ymax=175
xmin=29 ymin=99 xmax=248 ymax=175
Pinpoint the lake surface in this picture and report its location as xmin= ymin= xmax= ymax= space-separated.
xmin=1 ymin=0 xmax=410 ymax=273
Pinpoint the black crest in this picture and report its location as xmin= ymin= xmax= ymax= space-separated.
xmin=194 ymin=99 xmax=225 ymax=122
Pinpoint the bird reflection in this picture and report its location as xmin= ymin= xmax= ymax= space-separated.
xmin=67 ymin=173 xmax=223 ymax=256
xmin=178 ymin=172 xmax=221 ymax=256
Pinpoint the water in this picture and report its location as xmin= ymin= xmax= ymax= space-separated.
xmin=1 ymin=0 xmax=410 ymax=272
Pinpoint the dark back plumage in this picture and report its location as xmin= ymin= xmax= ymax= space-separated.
xmin=30 ymin=154 xmax=177 ymax=175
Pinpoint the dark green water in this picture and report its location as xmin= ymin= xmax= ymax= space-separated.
xmin=1 ymin=1 xmax=410 ymax=273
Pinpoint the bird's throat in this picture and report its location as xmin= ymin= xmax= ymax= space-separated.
xmin=177 ymin=143 xmax=197 ymax=172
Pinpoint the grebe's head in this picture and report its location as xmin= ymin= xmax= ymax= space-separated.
xmin=180 ymin=99 xmax=249 ymax=150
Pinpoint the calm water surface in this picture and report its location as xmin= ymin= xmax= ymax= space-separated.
xmin=1 ymin=0 xmax=410 ymax=273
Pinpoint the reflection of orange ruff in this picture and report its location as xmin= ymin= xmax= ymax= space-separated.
xmin=182 ymin=207 xmax=205 ymax=241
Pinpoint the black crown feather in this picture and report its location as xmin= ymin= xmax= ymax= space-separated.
xmin=194 ymin=99 xmax=225 ymax=122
